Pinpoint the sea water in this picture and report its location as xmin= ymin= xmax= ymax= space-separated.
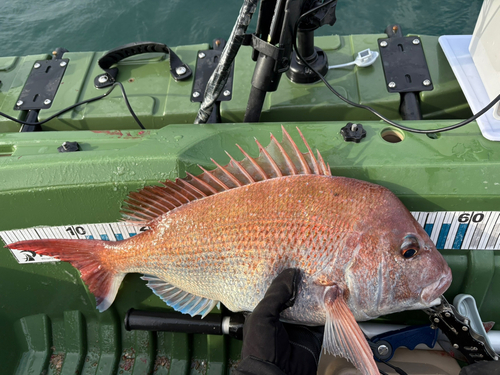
xmin=0 ymin=0 xmax=482 ymax=57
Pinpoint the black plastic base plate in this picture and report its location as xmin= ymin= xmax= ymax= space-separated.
xmin=378 ymin=36 xmax=433 ymax=93
xmin=191 ymin=49 xmax=234 ymax=103
xmin=15 ymin=59 xmax=69 ymax=110
xmin=286 ymin=48 xmax=328 ymax=84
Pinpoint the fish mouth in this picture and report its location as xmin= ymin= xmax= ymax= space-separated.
xmin=421 ymin=268 xmax=452 ymax=305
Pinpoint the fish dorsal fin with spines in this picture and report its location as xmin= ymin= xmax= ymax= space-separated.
xmin=121 ymin=126 xmax=331 ymax=223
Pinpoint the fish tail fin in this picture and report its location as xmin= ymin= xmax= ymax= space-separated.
xmin=7 ymin=239 xmax=125 ymax=312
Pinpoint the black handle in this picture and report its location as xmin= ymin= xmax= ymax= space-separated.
xmin=94 ymin=42 xmax=191 ymax=88
xmin=124 ymin=309 xmax=245 ymax=339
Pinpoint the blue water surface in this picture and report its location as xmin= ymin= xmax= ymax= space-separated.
xmin=0 ymin=0 xmax=482 ymax=57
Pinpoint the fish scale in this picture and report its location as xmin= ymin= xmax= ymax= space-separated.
xmin=7 ymin=127 xmax=452 ymax=375
xmin=111 ymin=175 xmax=390 ymax=314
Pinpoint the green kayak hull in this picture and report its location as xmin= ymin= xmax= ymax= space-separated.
xmin=0 ymin=34 xmax=498 ymax=374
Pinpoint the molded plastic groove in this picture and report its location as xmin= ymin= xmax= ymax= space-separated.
xmin=207 ymin=335 xmax=227 ymax=375
xmin=118 ymin=330 xmax=155 ymax=374
xmin=95 ymin=319 xmax=121 ymax=374
xmin=14 ymin=314 xmax=51 ymax=375
xmin=170 ymin=333 xmax=190 ymax=375
xmin=60 ymin=311 xmax=87 ymax=375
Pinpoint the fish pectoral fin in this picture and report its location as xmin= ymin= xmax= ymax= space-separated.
xmin=141 ymin=275 xmax=218 ymax=318
xmin=323 ymin=285 xmax=379 ymax=375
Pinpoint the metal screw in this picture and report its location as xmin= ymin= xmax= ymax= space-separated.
xmin=412 ymin=39 xmax=420 ymax=45
xmin=62 ymin=142 xmax=69 ymax=150
xmin=193 ymin=91 xmax=200 ymax=98
xmin=453 ymin=344 xmax=459 ymax=349
xmin=388 ymin=82 xmax=396 ymax=88
xmin=462 ymin=326 xmax=468 ymax=331
xmin=16 ymin=100 xmax=23 ymax=106
xmin=60 ymin=61 xmax=67 ymax=67
xmin=433 ymin=318 xmax=440 ymax=323
xmin=98 ymin=75 xmax=109 ymax=83
xmin=351 ymin=124 xmax=358 ymax=132
xmin=175 ymin=66 xmax=187 ymax=75
xmin=198 ymin=52 xmax=206 ymax=59
xmin=444 ymin=312 xmax=451 ymax=317
xmin=223 ymin=90 xmax=231 ymax=97
xmin=423 ymin=79 xmax=431 ymax=86
xmin=380 ymin=41 xmax=388 ymax=47
xmin=494 ymin=356 xmax=498 ymax=361
xmin=377 ymin=345 xmax=389 ymax=356
xmin=34 ymin=63 xmax=41 ymax=69
xmin=44 ymin=99 xmax=51 ymax=105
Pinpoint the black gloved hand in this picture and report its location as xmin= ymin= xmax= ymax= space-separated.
xmin=459 ymin=361 xmax=500 ymax=375
xmin=234 ymin=268 xmax=324 ymax=375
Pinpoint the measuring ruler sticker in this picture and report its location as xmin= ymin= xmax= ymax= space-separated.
xmin=2 ymin=212 xmax=500 ymax=264
xmin=0 ymin=222 xmax=150 ymax=264
xmin=416 ymin=212 xmax=429 ymax=228
xmin=469 ymin=212 xmax=490 ymax=250
xmin=424 ymin=212 xmax=436 ymax=237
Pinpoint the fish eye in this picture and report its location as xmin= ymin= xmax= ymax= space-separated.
xmin=402 ymin=248 xmax=418 ymax=259
xmin=401 ymin=235 xmax=420 ymax=259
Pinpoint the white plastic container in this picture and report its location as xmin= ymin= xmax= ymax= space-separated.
xmin=469 ymin=0 xmax=500 ymax=120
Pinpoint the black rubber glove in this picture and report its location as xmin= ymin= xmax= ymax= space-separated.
xmin=234 ymin=268 xmax=324 ymax=375
xmin=459 ymin=361 xmax=500 ymax=375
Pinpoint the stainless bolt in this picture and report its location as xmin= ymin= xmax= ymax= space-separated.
xmin=16 ymin=100 xmax=24 ymax=106
xmin=445 ymin=312 xmax=451 ymax=318
xmin=351 ymin=124 xmax=358 ymax=132
xmin=433 ymin=318 xmax=440 ymax=323
xmin=198 ymin=52 xmax=206 ymax=59
xmin=34 ymin=63 xmax=41 ymax=69
xmin=98 ymin=75 xmax=109 ymax=83
xmin=494 ymin=356 xmax=498 ymax=361
xmin=62 ymin=142 xmax=69 ymax=150
xmin=453 ymin=344 xmax=459 ymax=349
xmin=193 ymin=91 xmax=200 ymax=98
xmin=380 ymin=41 xmax=388 ymax=47
xmin=462 ymin=326 xmax=468 ymax=331
xmin=413 ymin=39 xmax=420 ymax=45
xmin=388 ymin=81 xmax=396 ymax=88
xmin=423 ymin=79 xmax=431 ymax=86
xmin=44 ymin=99 xmax=51 ymax=105
xmin=223 ymin=90 xmax=231 ymax=97
xmin=175 ymin=66 xmax=187 ymax=75
xmin=60 ymin=61 xmax=67 ymax=67
xmin=377 ymin=345 xmax=389 ymax=356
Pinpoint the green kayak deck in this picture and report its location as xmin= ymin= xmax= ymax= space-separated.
xmin=1 ymin=33 xmax=499 ymax=375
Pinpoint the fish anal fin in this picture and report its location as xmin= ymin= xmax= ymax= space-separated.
xmin=323 ymin=285 xmax=379 ymax=375
xmin=142 ymin=275 xmax=218 ymax=318
xmin=120 ymin=127 xmax=330 ymax=222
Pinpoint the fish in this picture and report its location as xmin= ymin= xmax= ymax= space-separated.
xmin=7 ymin=126 xmax=452 ymax=375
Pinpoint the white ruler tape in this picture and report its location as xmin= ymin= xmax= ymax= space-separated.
xmin=0 ymin=223 xmax=149 ymax=264
xmin=1 ymin=211 xmax=500 ymax=264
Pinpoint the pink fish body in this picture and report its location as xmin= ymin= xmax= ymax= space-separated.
xmin=8 ymin=127 xmax=452 ymax=375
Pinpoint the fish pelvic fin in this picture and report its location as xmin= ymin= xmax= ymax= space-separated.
xmin=323 ymin=285 xmax=379 ymax=375
xmin=120 ymin=126 xmax=330 ymax=224
xmin=6 ymin=239 xmax=125 ymax=312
